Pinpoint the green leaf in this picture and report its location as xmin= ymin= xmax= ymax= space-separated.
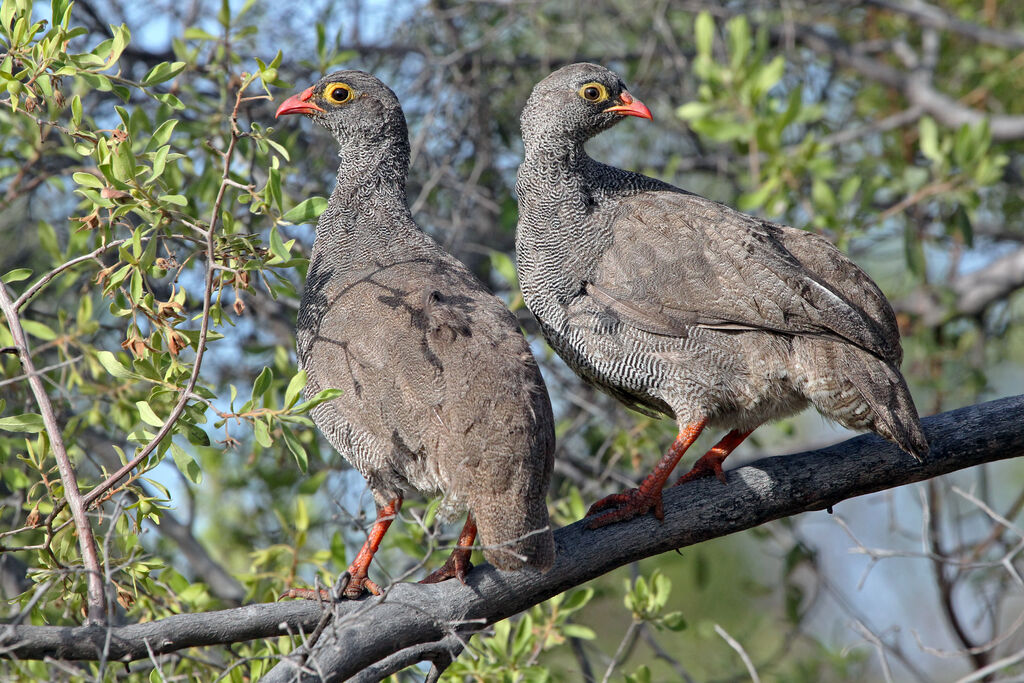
xmin=660 ymin=611 xmax=688 ymax=631
xmin=293 ymin=388 xmax=343 ymax=413
xmin=283 ymin=426 xmax=308 ymax=472
xmin=149 ymin=119 xmax=178 ymax=149
xmin=136 ymin=401 xmax=163 ymax=427
xmin=694 ymin=12 xmax=714 ymax=58
xmin=142 ymin=61 xmax=186 ymax=86
xmin=96 ymin=350 xmax=142 ymax=380
xmin=919 ymin=116 xmax=941 ymax=164
xmin=752 ymin=56 xmax=785 ymax=99
xmin=170 ymin=442 xmax=202 ymax=484
xmin=0 ymin=413 xmax=46 ymax=433
xmin=2 ymin=268 xmax=32 ymax=283
xmin=183 ymin=27 xmax=219 ymax=41
xmin=561 ymin=623 xmax=596 ymax=640
xmin=73 ymin=172 xmax=103 ymax=188
xmin=21 ymin=320 xmax=56 ymax=341
xmin=676 ymin=101 xmax=714 ymax=121
xmin=561 ymin=587 xmax=594 ymax=613
xmin=950 ymin=204 xmax=974 ymax=247
xmin=159 ymin=194 xmax=188 ymax=206
xmin=904 ymin=223 xmax=926 ymax=275
xmin=253 ymin=419 xmax=272 ymax=448
xmin=281 ymin=196 xmax=327 ymax=223
xmin=251 ymin=366 xmax=273 ymax=402
xmin=181 ymin=421 xmax=211 ymax=447
xmin=285 ymin=370 xmax=307 ymax=408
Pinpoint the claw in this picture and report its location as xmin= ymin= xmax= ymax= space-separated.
xmin=584 ymin=420 xmax=708 ymax=529
xmin=586 ymin=486 xmax=665 ymax=528
xmin=672 ymin=428 xmax=753 ymax=488
xmin=420 ymin=550 xmax=473 ymax=584
xmin=420 ymin=514 xmax=478 ymax=585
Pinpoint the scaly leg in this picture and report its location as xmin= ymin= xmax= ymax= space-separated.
xmin=586 ymin=420 xmax=707 ymax=529
xmin=673 ymin=428 xmax=754 ymax=486
xmin=420 ymin=514 xmax=477 ymax=585
xmin=281 ymin=497 xmax=402 ymax=600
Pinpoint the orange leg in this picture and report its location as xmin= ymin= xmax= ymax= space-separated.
xmin=420 ymin=513 xmax=477 ymax=585
xmin=586 ymin=419 xmax=708 ymax=529
xmin=281 ymin=497 xmax=402 ymax=600
xmin=673 ymin=428 xmax=754 ymax=486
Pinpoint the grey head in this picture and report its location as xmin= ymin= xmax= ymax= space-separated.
xmin=520 ymin=62 xmax=652 ymax=143
xmin=276 ymin=70 xmax=410 ymax=160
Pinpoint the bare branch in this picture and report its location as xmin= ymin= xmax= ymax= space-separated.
xmin=897 ymin=246 xmax=1024 ymax=325
xmin=0 ymin=283 xmax=106 ymax=624
xmin=865 ymin=0 xmax=1024 ymax=51
xmin=1 ymin=395 xmax=1022 ymax=677
xmin=793 ymin=27 xmax=1024 ymax=141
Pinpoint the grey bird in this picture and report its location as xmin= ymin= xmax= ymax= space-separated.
xmin=275 ymin=71 xmax=555 ymax=597
xmin=515 ymin=63 xmax=928 ymax=529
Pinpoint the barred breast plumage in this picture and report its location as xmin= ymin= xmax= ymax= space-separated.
xmin=276 ymin=70 xmax=555 ymax=597
xmin=514 ymin=63 xmax=927 ymax=528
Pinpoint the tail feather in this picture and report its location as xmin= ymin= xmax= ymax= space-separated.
xmin=800 ymin=340 xmax=928 ymax=460
xmin=472 ymin=497 xmax=554 ymax=571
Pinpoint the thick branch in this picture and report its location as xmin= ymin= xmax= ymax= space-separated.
xmin=2 ymin=395 xmax=1021 ymax=673
xmin=865 ymin=0 xmax=1024 ymax=51
xmin=794 ymin=26 xmax=1024 ymax=141
xmin=898 ymin=246 xmax=1024 ymax=325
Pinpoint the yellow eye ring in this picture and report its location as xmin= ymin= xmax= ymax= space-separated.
xmin=324 ymin=82 xmax=353 ymax=104
xmin=578 ymin=82 xmax=609 ymax=103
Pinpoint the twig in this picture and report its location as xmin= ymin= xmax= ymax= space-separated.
xmin=953 ymin=647 xmax=1024 ymax=683
xmin=599 ymin=620 xmax=639 ymax=683
xmin=80 ymin=88 xmax=248 ymax=510
xmin=849 ymin=619 xmax=895 ymax=683
xmin=0 ymin=283 xmax=106 ymax=624
xmin=13 ymin=239 xmax=130 ymax=311
xmin=714 ymin=623 xmax=761 ymax=683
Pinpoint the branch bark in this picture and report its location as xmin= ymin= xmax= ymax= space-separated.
xmin=790 ymin=22 xmax=1024 ymax=142
xmin=897 ymin=246 xmax=1024 ymax=325
xmin=1 ymin=395 xmax=1022 ymax=678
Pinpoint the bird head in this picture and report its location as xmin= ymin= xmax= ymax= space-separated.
xmin=275 ymin=70 xmax=407 ymax=148
xmin=521 ymin=63 xmax=651 ymax=143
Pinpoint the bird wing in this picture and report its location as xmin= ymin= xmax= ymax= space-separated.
xmin=587 ymin=190 xmax=898 ymax=362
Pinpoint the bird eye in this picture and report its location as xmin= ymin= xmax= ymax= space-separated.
xmin=324 ymin=83 xmax=353 ymax=104
xmin=578 ymin=82 xmax=609 ymax=103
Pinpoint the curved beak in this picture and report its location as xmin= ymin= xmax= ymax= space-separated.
xmin=275 ymin=87 xmax=324 ymax=118
xmin=603 ymin=91 xmax=652 ymax=120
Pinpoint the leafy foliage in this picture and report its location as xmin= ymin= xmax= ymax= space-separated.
xmin=1 ymin=0 xmax=1022 ymax=681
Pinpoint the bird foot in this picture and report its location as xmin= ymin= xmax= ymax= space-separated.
xmin=672 ymin=454 xmax=727 ymax=486
xmin=279 ymin=571 xmax=380 ymax=601
xmin=419 ymin=547 xmax=474 ymax=585
xmin=585 ymin=485 xmax=665 ymax=529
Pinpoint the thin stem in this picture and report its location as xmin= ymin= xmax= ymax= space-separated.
xmin=81 ymin=91 xmax=246 ymax=510
xmin=0 ymin=282 xmax=106 ymax=624
xmin=714 ymin=623 xmax=761 ymax=683
xmin=14 ymin=239 xmax=130 ymax=311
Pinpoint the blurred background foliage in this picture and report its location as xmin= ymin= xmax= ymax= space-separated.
xmin=1 ymin=0 xmax=1022 ymax=680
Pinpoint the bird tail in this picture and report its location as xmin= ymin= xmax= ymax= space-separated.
xmin=471 ymin=491 xmax=555 ymax=572
xmin=800 ymin=341 xmax=929 ymax=460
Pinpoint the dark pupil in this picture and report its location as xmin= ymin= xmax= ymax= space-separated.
xmin=331 ymin=87 xmax=348 ymax=101
xmin=585 ymin=87 xmax=600 ymax=100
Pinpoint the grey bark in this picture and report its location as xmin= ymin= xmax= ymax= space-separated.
xmin=2 ymin=395 xmax=1022 ymax=679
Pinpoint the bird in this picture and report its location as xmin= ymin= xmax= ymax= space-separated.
xmin=275 ymin=70 xmax=555 ymax=597
xmin=514 ymin=63 xmax=928 ymax=529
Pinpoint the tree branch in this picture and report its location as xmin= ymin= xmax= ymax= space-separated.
xmin=1 ymin=395 xmax=1022 ymax=676
xmin=0 ymin=283 xmax=106 ymax=624
xmin=897 ymin=246 xmax=1024 ymax=325
xmin=865 ymin=0 xmax=1024 ymax=51
xmin=792 ymin=25 xmax=1024 ymax=141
